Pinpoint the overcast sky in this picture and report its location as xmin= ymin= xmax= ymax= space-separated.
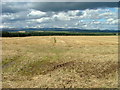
xmin=1 ymin=2 xmax=119 ymax=30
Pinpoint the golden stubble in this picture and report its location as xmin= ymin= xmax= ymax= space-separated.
xmin=2 ymin=36 xmax=118 ymax=88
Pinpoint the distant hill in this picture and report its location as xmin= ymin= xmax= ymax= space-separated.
xmin=1 ymin=28 xmax=119 ymax=33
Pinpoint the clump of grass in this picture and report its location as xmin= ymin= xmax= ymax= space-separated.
xmin=54 ymin=37 xmax=57 ymax=43
xmin=53 ymin=37 xmax=57 ymax=46
xmin=18 ymin=60 xmax=49 ymax=76
xmin=2 ymin=55 xmax=21 ymax=67
xmin=17 ymin=55 xmax=58 ymax=76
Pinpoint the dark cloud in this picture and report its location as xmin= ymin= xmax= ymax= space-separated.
xmin=2 ymin=2 xmax=32 ymax=13
xmin=32 ymin=2 xmax=118 ymax=12
xmin=2 ymin=2 xmax=118 ymax=13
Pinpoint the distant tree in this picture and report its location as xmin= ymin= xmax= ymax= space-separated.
xmin=2 ymin=31 xmax=10 ymax=37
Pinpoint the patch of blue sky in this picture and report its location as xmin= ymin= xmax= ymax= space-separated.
xmin=98 ymin=18 xmax=106 ymax=22
xmin=81 ymin=18 xmax=107 ymax=22
xmin=109 ymin=7 xmax=118 ymax=12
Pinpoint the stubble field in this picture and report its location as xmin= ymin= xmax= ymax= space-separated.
xmin=2 ymin=36 xmax=118 ymax=88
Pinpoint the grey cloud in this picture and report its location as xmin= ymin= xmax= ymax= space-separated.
xmin=32 ymin=2 xmax=118 ymax=12
xmin=2 ymin=2 xmax=32 ymax=13
xmin=2 ymin=2 xmax=118 ymax=14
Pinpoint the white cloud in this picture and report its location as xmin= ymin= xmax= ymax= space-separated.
xmin=107 ymin=18 xmax=118 ymax=25
xmin=107 ymin=18 xmax=114 ymax=22
xmin=28 ymin=9 xmax=46 ymax=16
xmin=93 ymin=21 xmax=101 ymax=24
xmin=110 ymin=19 xmax=118 ymax=24
xmin=99 ymin=12 xmax=117 ymax=19
xmin=52 ymin=12 xmax=70 ymax=21
xmin=0 ymin=25 xmax=4 ymax=28
xmin=35 ymin=17 xmax=50 ymax=23
xmin=28 ymin=16 xmax=52 ymax=24
xmin=67 ymin=10 xmax=80 ymax=16
xmin=79 ymin=9 xmax=102 ymax=19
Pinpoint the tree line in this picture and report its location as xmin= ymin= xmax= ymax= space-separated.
xmin=1 ymin=31 xmax=118 ymax=37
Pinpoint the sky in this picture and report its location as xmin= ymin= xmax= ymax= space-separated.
xmin=1 ymin=2 xmax=119 ymax=30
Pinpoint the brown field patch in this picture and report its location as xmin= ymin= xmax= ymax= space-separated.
xmin=2 ymin=36 xmax=118 ymax=88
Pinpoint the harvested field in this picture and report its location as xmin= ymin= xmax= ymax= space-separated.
xmin=2 ymin=36 xmax=118 ymax=88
